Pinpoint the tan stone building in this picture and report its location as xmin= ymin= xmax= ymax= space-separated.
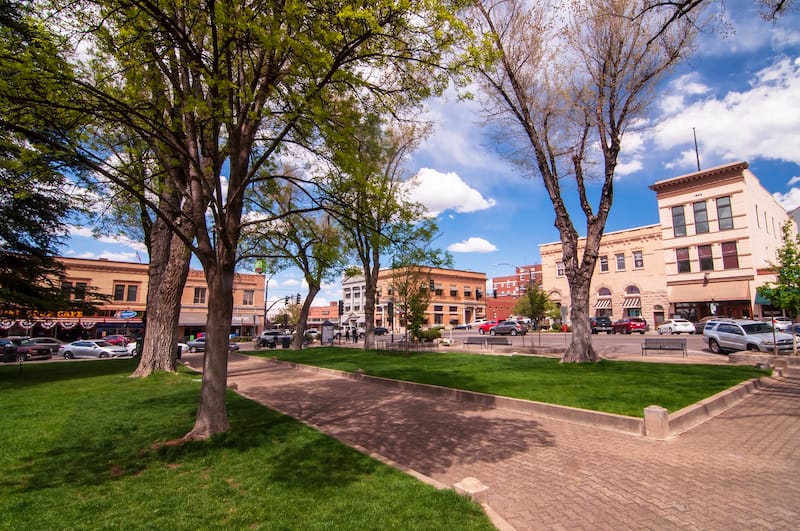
xmin=340 ymin=267 xmax=487 ymax=331
xmin=4 ymin=257 xmax=267 ymax=340
xmin=651 ymin=161 xmax=792 ymax=321
xmin=539 ymin=161 xmax=792 ymax=326
xmin=540 ymin=224 xmax=668 ymax=326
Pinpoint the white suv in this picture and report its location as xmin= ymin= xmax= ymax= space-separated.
xmin=702 ymin=318 xmax=795 ymax=354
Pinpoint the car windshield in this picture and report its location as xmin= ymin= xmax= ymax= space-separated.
xmin=742 ymin=323 xmax=774 ymax=334
xmin=94 ymin=341 xmax=114 ymax=347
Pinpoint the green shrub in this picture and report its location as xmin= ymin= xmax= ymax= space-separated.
xmin=415 ymin=328 xmax=442 ymax=341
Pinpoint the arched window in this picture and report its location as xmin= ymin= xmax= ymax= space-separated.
xmin=597 ymin=287 xmax=612 ymax=297
xmin=625 ymin=285 xmax=640 ymax=295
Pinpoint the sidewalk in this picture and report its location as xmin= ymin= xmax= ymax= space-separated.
xmin=185 ymin=352 xmax=800 ymax=530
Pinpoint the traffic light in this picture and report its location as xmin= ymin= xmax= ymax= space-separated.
xmin=296 ymin=293 xmax=301 ymax=305
xmin=338 ymin=300 xmax=344 ymax=315
xmin=284 ymin=296 xmax=289 ymax=305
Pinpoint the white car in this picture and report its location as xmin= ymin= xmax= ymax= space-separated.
xmin=60 ymin=340 xmax=130 ymax=359
xmin=657 ymin=318 xmax=695 ymax=335
xmin=767 ymin=316 xmax=792 ymax=331
xmin=467 ymin=319 xmax=487 ymax=328
xmin=126 ymin=341 xmax=189 ymax=356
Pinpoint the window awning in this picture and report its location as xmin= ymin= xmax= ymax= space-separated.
xmin=755 ymin=293 xmax=772 ymax=305
xmin=594 ymin=298 xmax=611 ymax=309
xmin=622 ymin=297 xmax=641 ymax=309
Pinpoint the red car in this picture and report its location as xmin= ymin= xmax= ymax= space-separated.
xmin=611 ymin=317 xmax=648 ymax=334
xmin=477 ymin=319 xmax=501 ymax=334
xmin=103 ymin=334 xmax=131 ymax=345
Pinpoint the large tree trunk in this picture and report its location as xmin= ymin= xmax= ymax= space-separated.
xmin=561 ymin=276 xmax=597 ymax=362
xmin=132 ymin=223 xmax=191 ymax=377
xmin=184 ymin=262 xmax=234 ymax=440
xmin=292 ymin=284 xmax=320 ymax=349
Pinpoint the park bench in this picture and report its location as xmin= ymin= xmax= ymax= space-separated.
xmin=485 ymin=336 xmax=512 ymax=347
xmin=641 ymin=337 xmax=687 ymax=357
xmin=464 ymin=336 xmax=486 ymax=348
xmin=376 ymin=340 xmax=439 ymax=354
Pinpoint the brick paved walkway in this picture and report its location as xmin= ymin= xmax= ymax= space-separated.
xmin=186 ymin=353 xmax=800 ymax=530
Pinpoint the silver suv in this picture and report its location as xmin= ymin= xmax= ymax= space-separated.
xmin=702 ymin=318 xmax=796 ymax=354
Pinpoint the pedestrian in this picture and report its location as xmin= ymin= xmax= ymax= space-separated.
xmin=353 ymin=328 xmax=358 ymax=343
xmin=345 ymin=329 xmax=350 ymax=341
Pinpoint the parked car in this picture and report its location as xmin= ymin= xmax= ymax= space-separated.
xmin=694 ymin=315 xmax=723 ymax=334
xmin=766 ymin=316 xmax=793 ymax=331
xmin=491 ymin=320 xmax=529 ymax=336
xmin=611 ymin=317 xmax=647 ymax=334
xmin=1 ymin=338 xmax=20 ymax=362
xmin=9 ymin=337 xmax=52 ymax=361
xmin=125 ymin=340 xmax=188 ymax=356
xmin=478 ymin=319 xmax=501 ymax=334
xmin=453 ymin=323 xmax=471 ymax=330
xmin=702 ymin=318 xmax=796 ymax=354
xmin=59 ymin=340 xmax=130 ymax=359
xmin=373 ymin=327 xmax=389 ymax=336
xmin=590 ymin=316 xmax=613 ymax=334
xmin=186 ymin=338 xmax=240 ymax=352
xmin=656 ymin=318 xmax=695 ymax=335
xmin=28 ymin=337 xmax=66 ymax=354
xmin=103 ymin=334 xmax=132 ymax=346
xmin=467 ymin=319 xmax=487 ymax=328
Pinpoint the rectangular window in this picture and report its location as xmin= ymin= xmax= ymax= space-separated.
xmin=676 ymin=248 xmax=691 ymax=273
xmin=433 ymin=305 xmax=443 ymax=312
xmin=693 ymin=201 xmax=709 ymax=233
xmin=721 ymin=241 xmax=739 ymax=269
xmin=698 ymin=245 xmax=714 ymax=271
xmin=74 ymin=282 xmax=87 ymax=300
xmin=193 ymin=287 xmax=206 ymax=304
xmin=450 ymin=285 xmax=458 ymax=297
xmin=242 ymin=290 xmax=254 ymax=306
xmin=716 ymin=196 xmax=733 ymax=230
xmin=672 ymin=205 xmax=687 ymax=237
xmin=556 ymin=262 xmax=565 ymax=277
xmin=114 ymin=284 xmax=125 ymax=301
xmin=599 ymin=255 xmax=608 ymax=273
xmin=463 ymin=286 xmax=472 ymax=297
xmin=615 ymin=253 xmax=625 ymax=271
xmin=633 ymin=251 xmax=644 ymax=269
xmin=126 ymin=285 xmax=138 ymax=302
xmin=62 ymin=281 xmax=72 ymax=297
xmin=449 ymin=306 xmax=458 ymax=313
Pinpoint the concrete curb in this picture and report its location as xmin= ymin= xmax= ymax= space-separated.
xmin=265 ymin=357 xmax=771 ymax=439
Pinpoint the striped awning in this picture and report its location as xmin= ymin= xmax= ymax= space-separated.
xmin=594 ymin=298 xmax=611 ymax=309
xmin=622 ymin=297 xmax=641 ymax=309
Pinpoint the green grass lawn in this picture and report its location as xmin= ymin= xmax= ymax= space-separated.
xmin=258 ymin=347 xmax=770 ymax=417
xmin=0 ymin=359 xmax=493 ymax=530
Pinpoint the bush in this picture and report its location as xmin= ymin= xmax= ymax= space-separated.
xmin=415 ymin=328 xmax=442 ymax=342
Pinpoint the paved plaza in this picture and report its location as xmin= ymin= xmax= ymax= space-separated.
xmin=184 ymin=351 xmax=800 ymax=530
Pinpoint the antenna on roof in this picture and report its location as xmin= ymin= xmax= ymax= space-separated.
xmin=693 ymin=127 xmax=701 ymax=171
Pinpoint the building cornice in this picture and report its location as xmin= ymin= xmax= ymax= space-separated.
xmin=648 ymin=161 xmax=749 ymax=193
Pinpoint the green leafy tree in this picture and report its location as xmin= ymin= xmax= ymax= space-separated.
xmin=7 ymin=0 xmax=469 ymax=441
xmin=757 ymin=221 xmax=800 ymax=355
xmin=513 ymin=283 xmax=555 ymax=333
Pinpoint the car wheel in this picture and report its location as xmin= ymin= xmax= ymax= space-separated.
xmin=709 ymin=339 xmax=721 ymax=354
xmin=606 ymin=330 xmax=612 ymax=334
xmin=747 ymin=344 xmax=761 ymax=352
xmin=489 ymin=329 xmax=496 ymax=335
xmin=99 ymin=352 xmax=109 ymax=358
xmin=189 ymin=346 xmax=197 ymax=353
xmin=510 ymin=330 xmax=518 ymax=336
xmin=64 ymin=351 xmax=73 ymax=359
xmin=479 ymin=329 xmax=485 ymax=335
xmin=657 ymin=329 xmax=663 ymax=335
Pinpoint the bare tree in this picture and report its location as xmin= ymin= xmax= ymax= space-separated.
xmin=469 ymin=0 xmax=698 ymax=362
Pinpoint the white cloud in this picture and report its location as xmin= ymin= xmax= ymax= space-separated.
xmin=67 ymin=225 xmax=148 ymax=254
xmin=773 ymin=188 xmax=800 ymax=211
xmin=447 ymin=237 xmax=497 ymax=253
xmin=406 ymin=168 xmax=496 ymax=216
xmin=656 ymin=56 xmax=800 ymax=171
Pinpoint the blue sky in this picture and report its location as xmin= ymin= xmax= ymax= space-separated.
xmin=62 ymin=1 xmax=800 ymax=308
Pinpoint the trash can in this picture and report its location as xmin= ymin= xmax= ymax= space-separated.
xmin=175 ymin=344 xmax=182 ymax=360
xmin=281 ymin=336 xmax=291 ymax=348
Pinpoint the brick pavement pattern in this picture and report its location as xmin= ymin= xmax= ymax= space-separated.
xmin=187 ymin=353 xmax=800 ymax=530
